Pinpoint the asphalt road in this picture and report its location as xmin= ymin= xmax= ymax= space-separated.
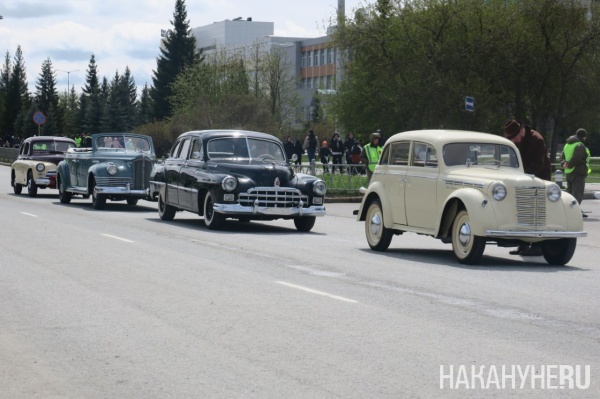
xmin=1 ymin=165 xmax=599 ymax=398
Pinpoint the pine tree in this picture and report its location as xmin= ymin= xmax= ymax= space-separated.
xmin=151 ymin=0 xmax=199 ymax=120
xmin=137 ymin=83 xmax=154 ymax=125
xmin=34 ymin=58 xmax=60 ymax=135
xmin=80 ymin=54 xmax=102 ymax=134
xmin=6 ymin=46 xmax=30 ymax=136
xmin=121 ymin=67 xmax=138 ymax=130
xmin=0 ymin=51 xmax=10 ymax=135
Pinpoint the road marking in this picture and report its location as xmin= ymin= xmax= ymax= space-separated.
xmin=275 ymin=281 xmax=358 ymax=303
xmin=101 ymin=234 xmax=134 ymax=243
xmin=21 ymin=212 xmax=38 ymax=217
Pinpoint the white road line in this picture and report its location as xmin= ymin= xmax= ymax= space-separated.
xmin=275 ymin=281 xmax=358 ymax=303
xmin=101 ymin=234 xmax=134 ymax=243
xmin=21 ymin=212 xmax=38 ymax=217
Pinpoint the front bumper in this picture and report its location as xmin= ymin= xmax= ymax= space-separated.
xmin=214 ymin=202 xmax=326 ymax=217
xmin=485 ymin=230 xmax=587 ymax=238
xmin=95 ymin=185 xmax=149 ymax=197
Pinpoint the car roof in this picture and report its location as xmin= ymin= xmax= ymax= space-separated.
xmin=178 ymin=129 xmax=281 ymax=142
xmin=386 ymin=130 xmax=512 ymax=146
xmin=24 ymin=136 xmax=76 ymax=143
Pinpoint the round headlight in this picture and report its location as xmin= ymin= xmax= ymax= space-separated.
xmin=221 ymin=176 xmax=238 ymax=192
xmin=547 ymin=184 xmax=561 ymax=202
xmin=107 ymin=164 xmax=118 ymax=175
xmin=313 ymin=180 xmax=327 ymax=196
xmin=36 ymin=163 xmax=45 ymax=172
xmin=491 ymin=183 xmax=506 ymax=201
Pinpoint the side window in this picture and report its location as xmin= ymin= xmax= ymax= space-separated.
xmin=178 ymin=138 xmax=191 ymax=160
xmin=412 ymin=142 xmax=438 ymax=168
xmin=190 ymin=139 xmax=203 ymax=160
xmin=425 ymin=145 xmax=438 ymax=168
xmin=390 ymin=142 xmax=410 ymax=165
xmin=379 ymin=145 xmax=390 ymax=165
xmin=170 ymin=141 xmax=182 ymax=158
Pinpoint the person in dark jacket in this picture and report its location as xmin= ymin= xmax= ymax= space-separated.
xmin=504 ymin=119 xmax=552 ymax=256
xmin=293 ymin=139 xmax=304 ymax=167
xmin=561 ymin=128 xmax=590 ymax=212
xmin=344 ymin=132 xmax=356 ymax=165
xmin=329 ymin=132 xmax=345 ymax=174
xmin=283 ymin=136 xmax=295 ymax=162
xmin=319 ymin=140 xmax=332 ymax=174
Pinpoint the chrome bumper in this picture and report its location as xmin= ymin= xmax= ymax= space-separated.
xmin=485 ymin=230 xmax=587 ymax=238
xmin=95 ymin=186 xmax=149 ymax=196
xmin=34 ymin=178 xmax=51 ymax=185
xmin=214 ymin=203 xmax=326 ymax=217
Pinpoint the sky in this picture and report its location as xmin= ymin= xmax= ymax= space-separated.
xmin=0 ymin=0 xmax=368 ymax=95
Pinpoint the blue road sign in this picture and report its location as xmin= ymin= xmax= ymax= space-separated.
xmin=465 ymin=96 xmax=475 ymax=112
xmin=33 ymin=111 xmax=46 ymax=125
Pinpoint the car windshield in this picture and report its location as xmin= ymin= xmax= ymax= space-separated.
xmin=31 ymin=140 xmax=75 ymax=154
xmin=96 ymin=135 xmax=153 ymax=154
xmin=443 ymin=143 xmax=519 ymax=168
xmin=207 ymin=137 xmax=285 ymax=162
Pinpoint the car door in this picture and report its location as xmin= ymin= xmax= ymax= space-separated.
xmin=404 ymin=142 xmax=438 ymax=229
xmin=382 ymin=141 xmax=409 ymax=226
xmin=164 ymin=139 xmax=189 ymax=207
xmin=176 ymin=138 xmax=197 ymax=210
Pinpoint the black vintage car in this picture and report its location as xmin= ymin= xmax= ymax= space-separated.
xmin=149 ymin=130 xmax=327 ymax=231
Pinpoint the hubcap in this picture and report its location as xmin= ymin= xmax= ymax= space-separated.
xmin=459 ymin=221 xmax=471 ymax=247
xmin=370 ymin=213 xmax=381 ymax=236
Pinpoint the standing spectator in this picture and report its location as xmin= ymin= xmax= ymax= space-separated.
xmin=303 ymin=129 xmax=319 ymax=163
xmin=293 ymin=138 xmax=304 ymax=168
xmin=344 ymin=132 xmax=356 ymax=165
xmin=350 ymin=141 xmax=363 ymax=175
xmin=329 ymin=132 xmax=344 ymax=174
xmin=360 ymin=132 xmax=383 ymax=184
xmin=319 ymin=140 xmax=332 ymax=174
xmin=283 ymin=136 xmax=295 ymax=162
xmin=74 ymin=134 xmax=82 ymax=147
xmin=561 ymin=128 xmax=590 ymax=217
xmin=503 ymin=119 xmax=552 ymax=256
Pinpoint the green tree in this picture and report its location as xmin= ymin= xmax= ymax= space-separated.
xmin=79 ymin=54 xmax=102 ymax=134
xmin=137 ymin=83 xmax=154 ymax=125
xmin=0 ymin=51 xmax=10 ymax=136
xmin=151 ymin=0 xmax=200 ymax=120
xmin=6 ymin=46 xmax=30 ymax=136
xmin=34 ymin=58 xmax=61 ymax=135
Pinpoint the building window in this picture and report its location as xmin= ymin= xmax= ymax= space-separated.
xmin=320 ymin=49 xmax=325 ymax=65
xmin=315 ymin=50 xmax=320 ymax=66
xmin=302 ymin=52 xmax=306 ymax=68
xmin=308 ymin=51 xmax=313 ymax=67
xmin=328 ymin=48 xmax=333 ymax=64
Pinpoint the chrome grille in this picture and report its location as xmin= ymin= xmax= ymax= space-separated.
xmin=239 ymin=187 xmax=309 ymax=208
xmin=515 ymin=186 xmax=546 ymax=229
xmin=95 ymin=176 xmax=132 ymax=187
xmin=132 ymin=158 xmax=152 ymax=189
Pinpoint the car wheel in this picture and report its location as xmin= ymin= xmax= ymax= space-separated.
xmin=365 ymin=199 xmax=393 ymax=251
xmin=451 ymin=210 xmax=486 ymax=264
xmin=27 ymin=171 xmax=38 ymax=197
xmin=91 ymin=179 xmax=106 ymax=210
xmin=12 ymin=172 xmax=22 ymax=195
xmin=126 ymin=198 xmax=138 ymax=206
xmin=203 ymin=191 xmax=225 ymax=230
xmin=541 ymin=238 xmax=576 ymax=266
xmin=158 ymin=192 xmax=176 ymax=221
xmin=57 ymin=175 xmax=72 ymax=204
xmin=294 ymin=216 xmax=316 ymax=232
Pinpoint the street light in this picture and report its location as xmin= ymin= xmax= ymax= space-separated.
xmin=56 ymin=69 xmax=80 ymax=92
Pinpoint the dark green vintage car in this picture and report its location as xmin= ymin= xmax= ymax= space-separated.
xmin=56 ymin=133 xmax=156 ymax=209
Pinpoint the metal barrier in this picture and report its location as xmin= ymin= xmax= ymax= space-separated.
xmin=294 ymin=162 xmax=367 ymax=193
xmin=0 ymin=147 xmax=19 ymax=163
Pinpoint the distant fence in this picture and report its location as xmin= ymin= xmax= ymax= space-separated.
xmin=0 ymin=147 xmax=19 ymax=163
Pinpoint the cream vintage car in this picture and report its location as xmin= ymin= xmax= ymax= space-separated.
xmin=356 ymin=130 xmax=587 ymax=265
xmin=11 ymin=136 xmax=76 ymax=197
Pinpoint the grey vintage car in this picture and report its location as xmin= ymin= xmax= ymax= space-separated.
xmin=56 ymin=133 xmax=156 ymax=209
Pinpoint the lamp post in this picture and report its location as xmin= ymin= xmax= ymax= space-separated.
xmin=56 ymin=69 xmax=80 ymax=92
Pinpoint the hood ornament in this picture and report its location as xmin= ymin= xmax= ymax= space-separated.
xmin=274 ymin=177 xmax=280 ymax=187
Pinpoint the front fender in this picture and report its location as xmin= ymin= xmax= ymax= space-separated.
xmin=440 ymin=188 xmax=497 ymax=237
xmin=56 ymin=161 xmax=71 ymax=188
xmin=357 ymin=182 xmax=394 ymax=229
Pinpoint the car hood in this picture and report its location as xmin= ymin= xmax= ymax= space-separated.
xmin=209 ymin=160 xmax=295 ymax=187
xmin=444 ymin=167 xmax=548 ymax=187
xmin=21 ymin=154 xmax=67 ymax=166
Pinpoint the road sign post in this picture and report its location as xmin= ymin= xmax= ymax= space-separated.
xmin=32 ymin=111 xmax=46 ymax=136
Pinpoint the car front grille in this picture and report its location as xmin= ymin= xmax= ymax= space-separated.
xmin=238 ymin=187 xmax=309 ymax=208
xmin=95 ymin=176 xmax=133 ymax=187
xmin=132 ymin=158 xmax=152 ymax=190
xmin=515 ymin=186 xmax=546 ymax=229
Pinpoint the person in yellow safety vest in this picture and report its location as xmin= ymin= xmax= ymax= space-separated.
xmin=561 ymin=128 xmax=591 ymax=217
xmin=360 ymin=132 xmax=383 ymax=184
xmin=74 ymin=135 xmax=82 ymax=147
